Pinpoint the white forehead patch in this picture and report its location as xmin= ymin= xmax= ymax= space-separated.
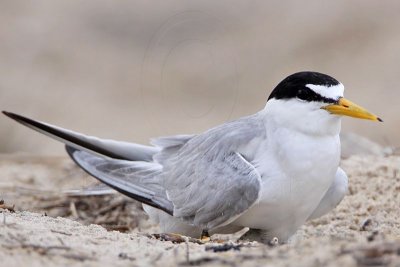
xmin=306 ymin=83 xmax=344 ymax=99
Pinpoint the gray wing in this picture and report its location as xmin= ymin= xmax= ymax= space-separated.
xmin=66 ymin=146 xmax=174 ymax=214
xmin=160 ymin=114 xmax=264 ymax=230
xmin=5 ymin=110 xmax=265 ymax=230
xmin=67 ymin=114 xmax=264 ymax=230
xmin=168 ymin=152 xmax=261 ymax=229
xmin=3 ymin=111 xmax=158 ymax=161
xmin=151 ymin=134 xmax=195 ymax=164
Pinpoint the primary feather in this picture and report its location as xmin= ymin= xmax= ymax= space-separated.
xmin=4 ymin=111 xmax=264 ymax=230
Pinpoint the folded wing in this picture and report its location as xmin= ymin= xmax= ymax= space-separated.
xmin=4 ymin=111 xmax=264 ymax=231
xmin=2 ymin=111 xmax=158 ymax=161
xmin=66 ymin=146 xmax=174 ymax=214
xmin=160 ymin=115 xmax=264 ymax=230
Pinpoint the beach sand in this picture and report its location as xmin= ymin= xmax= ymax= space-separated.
xmin=0 ymin=153 xmax=399 ymax=266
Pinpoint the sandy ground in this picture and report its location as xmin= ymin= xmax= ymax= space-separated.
xmin=0 ymin=153 xmax=399 ymax=266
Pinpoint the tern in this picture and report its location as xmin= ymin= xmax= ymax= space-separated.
xmin=3 ymin=71 xmax=381 ymax=243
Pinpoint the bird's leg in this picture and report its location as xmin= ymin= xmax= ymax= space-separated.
xmin=200 ymin=229 xmax=210 ymax=242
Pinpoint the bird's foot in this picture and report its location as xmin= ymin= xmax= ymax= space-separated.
xmin=200 ymin=230 xmax=211 ymax=243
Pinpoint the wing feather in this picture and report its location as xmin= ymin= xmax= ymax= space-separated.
xmin=66 ymin=146 xmax=173 ymax=214
xmin=3 ymin=111 xmax=158 ymax=161
xmin=162 ymin=114 xmax=265 ymax=229
xmin=4 ymin=111 xmax=266 ymax=231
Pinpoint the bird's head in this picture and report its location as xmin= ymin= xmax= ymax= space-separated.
xmin=264 ymin=71 xmax=381 ymax=136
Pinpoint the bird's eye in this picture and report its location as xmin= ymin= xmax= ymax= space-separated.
xmin=297 ymin=89 xmax=309 ymax=101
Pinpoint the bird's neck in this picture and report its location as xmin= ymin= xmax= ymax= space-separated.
xmin=260 ymin=100 xmax=342 ymax=137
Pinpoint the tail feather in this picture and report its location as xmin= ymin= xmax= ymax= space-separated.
xmin=2 ymin=111 xmax=159 ymax=161
xmin=3 ymin=111 xmax=174 ymax=214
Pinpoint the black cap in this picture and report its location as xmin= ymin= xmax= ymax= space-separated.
xmin=268 ymin=71 xmax=340 ymax=103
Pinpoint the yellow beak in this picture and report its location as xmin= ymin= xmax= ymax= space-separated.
xmin=321 ymin=97 xmax=382 ymax=122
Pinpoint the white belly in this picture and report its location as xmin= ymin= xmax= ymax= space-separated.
xmin=234 ymin=130 xmax=340 ymax=240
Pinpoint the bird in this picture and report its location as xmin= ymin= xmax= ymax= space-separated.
xmin=3 ymin=71 xmax=382 ymax=244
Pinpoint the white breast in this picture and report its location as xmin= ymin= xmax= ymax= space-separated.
xmin=234 ymin=123 xmax=341 ymax=240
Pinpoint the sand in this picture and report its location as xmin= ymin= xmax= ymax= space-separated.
xmin=0 ymin=153 xmax=400 ymax=266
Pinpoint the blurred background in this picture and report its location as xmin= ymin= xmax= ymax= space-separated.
xmin=0 ymin=0 xmax=398 ymax=155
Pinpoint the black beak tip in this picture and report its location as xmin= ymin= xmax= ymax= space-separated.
xmin=377 ymin=117 xmax=383 ymax=122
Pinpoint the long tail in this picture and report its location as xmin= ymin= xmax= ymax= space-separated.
xmin=3 ymin=111 xmax=173 ymax=214
xmin=2 ymin=111 xmax=159 ymax=161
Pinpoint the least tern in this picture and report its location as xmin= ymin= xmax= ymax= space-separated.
xmin=3 ymin=71 xmax=381 ymax=243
